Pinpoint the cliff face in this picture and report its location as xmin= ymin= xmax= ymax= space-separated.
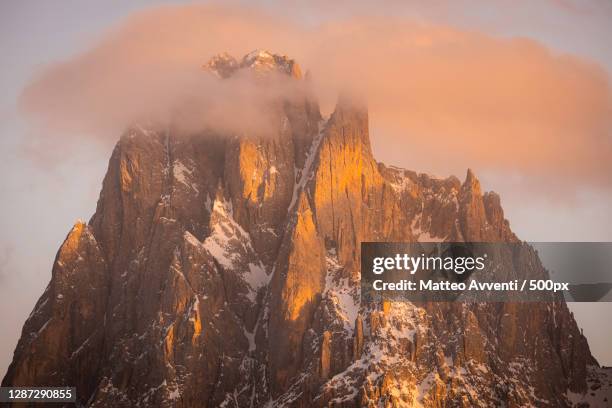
xmin=3 ymin=51 xmax=609 ymax=407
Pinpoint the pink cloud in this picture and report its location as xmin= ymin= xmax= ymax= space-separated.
xmin=19 ymin=4 xmax=612 ymax=190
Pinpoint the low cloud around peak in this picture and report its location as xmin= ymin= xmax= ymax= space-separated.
xmin=19 ymin=3 xmax=612 ymax=193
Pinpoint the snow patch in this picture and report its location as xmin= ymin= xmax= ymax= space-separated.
xmin=288 ymin=119 xmax=326 ymax=212
xmin=173 ymin=160 xmax=199 ymax=194
xmin=167 ymin=388 xmax=180 ymax=401
xmin=324 ymin=249 xmax=360 ymax=332
xmin=183 ymin=231 xmax=201 ymax=247
xmin=203 ymin=197 xmax=271 ymax=302
xmin=244 ymin=327 xmax=256 ymax=352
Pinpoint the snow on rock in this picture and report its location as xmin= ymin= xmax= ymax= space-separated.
xmin=167 ymin=387 xmax=180 ymax=401
xmin=172 ymin=159 xmax=199 ymax=194
xmin=289 ymin=119 xmax=326 ymax=212
xmin=319 ymin=301 xmax=428 ymax=405
xmin=324 ymin=248 xmax=360 ymax=333
xmin=566 ymin=366 xmax=612 ymax=407
xmin=203 ymin=197 xmax=270 ymax=301
xmin=240 ymin=50 xmax=295 ymax=75
xmin=183 ymin=231 xmax=201 ymax=248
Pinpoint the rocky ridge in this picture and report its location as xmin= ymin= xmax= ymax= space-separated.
xmin=3 ymin=51 xmax=610 ymax=407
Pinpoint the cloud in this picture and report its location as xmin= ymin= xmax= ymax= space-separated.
xmin=19 ymin=6 xmax=309 ymax=138
xmin=19 ymin=4 xmax=612 ymax=191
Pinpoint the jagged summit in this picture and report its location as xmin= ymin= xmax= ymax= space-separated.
xmin=204 ymin=49 xmax=302 ymax=79
xmin=240 ymin=50 xmax=302 ymax=78
xmin=203 ymin=52 xmax=238 ymax=78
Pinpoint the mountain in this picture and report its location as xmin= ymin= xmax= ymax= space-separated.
xmin=3 ymin=51 xmax=611 ymax=407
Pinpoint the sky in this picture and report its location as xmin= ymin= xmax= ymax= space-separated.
xmin=0 ymin=0 xmax=611 ymax=375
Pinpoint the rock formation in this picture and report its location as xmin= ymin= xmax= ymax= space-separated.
xmin=3 ymin=50 xmax=610 ymax=407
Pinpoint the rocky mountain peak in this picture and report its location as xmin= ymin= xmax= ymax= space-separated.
xmin=3 ymin=52 xmax=608 ymax=407
xmin=203 ymin=52 xmax=238 ymax=78
xmin=240 ymin=49 xmax=302 ymax=78
xmin=204 ymin=50 xmax=302 ymax=79
xmin=462 ymin=168 xmax=481 ymax=193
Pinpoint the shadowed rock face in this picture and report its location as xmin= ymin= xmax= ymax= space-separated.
xmin=3 ymin=52 xmax=607 ymax=407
